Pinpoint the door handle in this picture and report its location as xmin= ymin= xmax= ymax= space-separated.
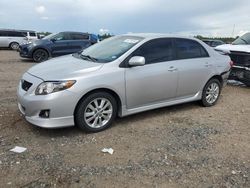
xmin=204 ymin=62 xmax=212 ymax=67
xmin=168 ymin=66 xmax=178 ymax=72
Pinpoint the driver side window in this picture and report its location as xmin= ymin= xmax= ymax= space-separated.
xmin=132 ymin=38 xmax=175 ymax=64
xmin=52 ymin=33 xmax=68 ymax=41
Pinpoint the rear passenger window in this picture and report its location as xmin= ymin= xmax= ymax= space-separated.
xmin=132 ymin=38 xmax=175 ymax=64
xmin=70 ymin=34 xmax=89 ymax=40
xmin=8 ymin=31 xmax=24 ymax=37
xmin=175 ymin=39 xmax=209 ymax=59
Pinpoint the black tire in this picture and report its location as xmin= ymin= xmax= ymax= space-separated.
xmin=74 ymin=92 xmax=118 ymax=133
xmin=10 ymin=42 xmax=19 ymax=50
xmin=201 ymin=78 xmax=222 ymax=107
xmin=242 ymin=82 xmax=250 ymax=87
xmin=32 ymin=49 xmax=49 ymax=62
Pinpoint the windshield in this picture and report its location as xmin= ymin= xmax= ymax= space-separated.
xmin=43 ymin=33 xmax=58 ymax=40
xmin=81 ymin=36 xmax=144 ymax=63
xmin=232 ymin=32 xmax=250 ymax=45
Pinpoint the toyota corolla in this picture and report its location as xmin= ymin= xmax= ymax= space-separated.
xmin=17 ymin=34 xmax=232 ymax=132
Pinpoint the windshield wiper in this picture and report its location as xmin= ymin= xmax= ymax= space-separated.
xmin=80 ymin=54 xmax=98 ymax=62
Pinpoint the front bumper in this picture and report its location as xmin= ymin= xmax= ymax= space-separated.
xmin=17 ymin=72 xmax=77 ymax=128
xmin=229 ymin=66 xmax=250 ymax=86
xmin=19 ymin=45 xmax=32 ymax=58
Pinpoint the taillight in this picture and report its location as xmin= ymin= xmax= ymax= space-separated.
xmin=229 ymin=60 xmax=234 ymax=67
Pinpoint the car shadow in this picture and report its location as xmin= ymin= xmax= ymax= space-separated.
xmin=30 ymin=101 xmax=200 ymax=137
xmin=20 ymin=59 xmax=35 ymax=63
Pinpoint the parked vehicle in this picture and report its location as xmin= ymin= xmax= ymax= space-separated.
xmin=202 ymin=39 xmax=225 ymax=47
xmin=17 ymin=34 xmax=231 ymax=132
xmin=19 ymin=32 xmax=98 ymax=62
xmin=215 ymin=32 xmax=250 ymax=86
xmin=0 ymin=29 xmax=37 ymax=50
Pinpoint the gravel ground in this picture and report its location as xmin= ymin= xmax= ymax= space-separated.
xmin=0 ymin=50 xmax=249 ymax=188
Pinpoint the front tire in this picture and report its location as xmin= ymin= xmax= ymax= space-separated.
xmin=74 ymin=92 xmax=117 ymax=133
xmin=32 ymin=49 xmax=49 ymax=62
xmin=10 ymin=42 xmax=19 ymax=50
xmin=201 ymin=79 xmax=221 ymax=107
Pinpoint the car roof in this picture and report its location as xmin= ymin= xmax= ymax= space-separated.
xmin=0 ymin=29 xmax=36 ymax=32
xmin=202 ymin=39 xmax=223 ymax=42
xmin=61 ymin=31 xmax=89 ymax=34
xmin=122 ymin=33 xmax=196 ymax=40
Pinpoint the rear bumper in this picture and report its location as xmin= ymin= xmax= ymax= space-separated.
xmin=221 ymin=70 xmax=231 ymax=87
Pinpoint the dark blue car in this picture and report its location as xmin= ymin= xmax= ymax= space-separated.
xmin=19 ymin=32 xmax=98 ymax=62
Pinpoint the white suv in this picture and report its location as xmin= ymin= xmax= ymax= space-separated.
xmin=0 ymin=29 xmax=38 ymax=50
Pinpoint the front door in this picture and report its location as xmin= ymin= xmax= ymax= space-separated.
xmin=50 ymin=33 xmax=70 ymax=57
xmin=125 ymin=38 xmax=179 ymax=109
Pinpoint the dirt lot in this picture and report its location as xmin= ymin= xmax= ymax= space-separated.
xmin=0 ymin=50 xmax=249 ymax=188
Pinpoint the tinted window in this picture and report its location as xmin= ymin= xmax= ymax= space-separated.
xmin=70 ymin=33 xmax=89 ymax=40
xmin=21 ymin=32 xmax=28 ymax=36
xmin=132 ymin=38 xmax=175 ymax=64
xmin=0 ymin=31 xmax=8 ymax=36
xmin=7 ymin=31 xmax=24 ymax=37
xmin=29 ymin=32 xmax=36 ymax=37
xmin=176 ymin=39 xmax=209 ymax=59
xmin=51 ymin=33 xmax=69 ymax=40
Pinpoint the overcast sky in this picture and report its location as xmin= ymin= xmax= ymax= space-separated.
xmin=0 ymin=0 xmax=250 ymax=37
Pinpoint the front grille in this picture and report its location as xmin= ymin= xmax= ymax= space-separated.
xmin=21 ymin=80 xmax=32 ymax=91
xmin=229 ymin=51 xmax=250 ymax=67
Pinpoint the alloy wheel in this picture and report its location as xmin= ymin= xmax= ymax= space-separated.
xmin=205 ymin=82 xmax=220 ymax=104
xmin=84 ymin=98 xmax=113 ymax=128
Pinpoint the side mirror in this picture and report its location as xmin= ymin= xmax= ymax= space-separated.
xmin=128 ymin=56 xmax=145 ymax=67
xmin=50 ymin=38 xmax=56 ymax=42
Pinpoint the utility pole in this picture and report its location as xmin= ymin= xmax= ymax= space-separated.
xmin=232 ymin=24 xmax=235 ymax=37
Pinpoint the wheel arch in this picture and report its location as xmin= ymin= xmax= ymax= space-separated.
xmin=209 ymin=74 xmax=223 ymax=84
xmin=8 ymin=41 xmax=19 ymax=49
xmin=32 ymin=47 xmax=51 ymax=58
xmin=74 ymin=88 xmax=123 ymax=117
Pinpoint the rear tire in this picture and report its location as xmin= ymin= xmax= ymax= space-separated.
xmin=201 ymin=79 xmax=221 ymax=107
xmin=32 ymin=49 xmax=49 ymax=62
xmin=74 ymin=92 xmax=117 ymax=133
xmin=10 ymin=42 xmax=19 ymax=50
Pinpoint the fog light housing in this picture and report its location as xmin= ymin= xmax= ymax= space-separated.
xmin=39 ymin=110 xmax=50 ymax=118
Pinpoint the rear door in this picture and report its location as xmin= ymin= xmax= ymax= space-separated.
xmin=125 ymin=38 xmax=179 ymax=109
xmin=173 ymin=38 xmax=212 ymax=98
xmin=67 ymin=33 xmax=91 ymax=54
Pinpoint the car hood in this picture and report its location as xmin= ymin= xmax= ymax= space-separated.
xmin=33 ymin=39 xmax=51 ymax=45
xmin=27 ymin=54 xmax=104 ymax=80
xmin=215 ymin=44 xmax=250 ymax=53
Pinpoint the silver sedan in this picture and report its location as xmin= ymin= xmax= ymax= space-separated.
xmin=17 ymin=34 xmax=231 ymax=132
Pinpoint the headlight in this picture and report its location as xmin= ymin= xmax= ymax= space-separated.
xmin=22 ymin=41 xmax=32 ymax=45
xmin=35 ymin=80 xmax=76 ymax=95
